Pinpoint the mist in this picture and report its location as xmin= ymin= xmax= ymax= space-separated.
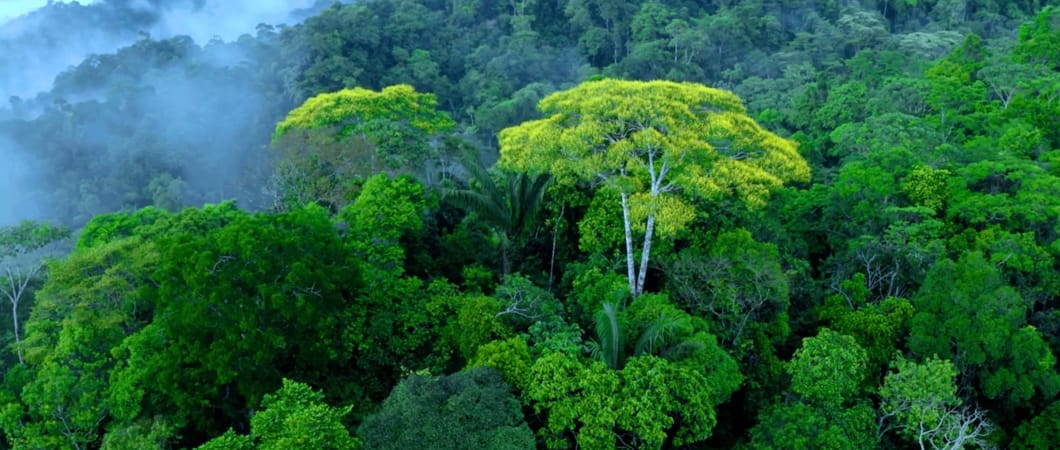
xmin=0 ymin=0 xmax=337 ymax=226
xmin=148 ymin=0 xmax=325 ymax=43
xmin=0 ymin=0 xmax=328 ymax=99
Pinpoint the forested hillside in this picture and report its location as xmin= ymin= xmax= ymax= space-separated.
xmin=1 ymin=0 xmax=1060 ymax=448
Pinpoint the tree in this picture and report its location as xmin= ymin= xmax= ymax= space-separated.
xmin=108 ymin=204 xmax=366 ymax=442
xmin=788 ymin=328 xmax=869 ymax=406
xmin=0 ymin=221 xmax=68 ymax=364
xmin=748 ymin=400 xmax=878 ymax=450
xmin=526 ymin=294 xmax=742 ymax=448
xmin=878 ymin=355 xmax=995 ymax=450
xmin=664 ymin=228 xmax=790 ymax=358
xmin=527 ymin=350 xmax=740 ymax=449
xmin=1013 ymin=400 xmax=1060 ymax=450
xmin=747 ymin=329 xmax=877 ymax=450
xmin=444 ymin=152 xmax=550 ymax=275
xmin=273 ymin=84 xmax=455 ymax=164
xmin=358 ymin=368 xmax=532 ymax=450
xmin=270 ymin=84 xmax=456 ymax=209
xmin=585 ymin=293 xmax=714 ymax=372
xmin=909 ymin=252 xmax=1060 ymax=411
xmin=1 ymin=236 xmax=157 ymax=449
xmin=499 ymin=79 xmax=809 ymax=297
xmin=198 ymin=379 xmax=361 ymax=450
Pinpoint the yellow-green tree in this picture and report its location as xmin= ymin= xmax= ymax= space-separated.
xmin=270 ymin=85 xmax=455 ymax=210
xmin=498 ymin=79 xmax=809 ymax=297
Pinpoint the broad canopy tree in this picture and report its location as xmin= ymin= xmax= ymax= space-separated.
xmin=498 ymin=79 xmax=809 ymax=297
xmin=270 ymin=84 xmax=456 ymax=210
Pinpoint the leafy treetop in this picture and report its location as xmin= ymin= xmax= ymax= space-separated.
xmin=272 ymin=84 xmax=455 ymax=142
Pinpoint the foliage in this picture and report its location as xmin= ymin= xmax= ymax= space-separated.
xmin=198 ymin=379 xmax=360 ymax=450
xmin=3 ymin=0 xmax=1060 ymax=448
xmin=499 ymin=78 xmax=809 ymax=296
xmin=748 ymin=400 xmax=878 ymax=450
xmin=877 ymin=355 xmax=990 ymax=449
xmin=788 ymin=328 xmax=869 ymax=406
xmin=358 ymin=368 xmax=532 ymax=450
xmin=272 ymin=84 xmax=456 ymax=179
xmin=526 ymin=295 xmax=741 ymax=448
xmin=444 ymin=153 xmax=551 ymax=275
xmin=909 ymin=252 xmax=1060 ymax=411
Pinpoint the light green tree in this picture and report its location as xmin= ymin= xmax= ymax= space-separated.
xmin=878 ymin=355 xmax=995 ymax=449
xmin=788 ymin=328 xmax=869 ymax=406
xmin=1 ymin=236 xmax=157 ymax=450
xmin=498 ymin=79 xmax=809 ymax=297
xmin=525 ymin=295 xmax=741 ymax=448
xmin=198 ymin=379 xmax=360 ymax=450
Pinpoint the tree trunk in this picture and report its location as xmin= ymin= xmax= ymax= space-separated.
xmin=620 ymin=191 xmax=637 ymax=296
xmin=547 ymin=204 xmax=564 ymax=293
xmin=11 ymin=297 xmax=21 ymax=364
xmin=5 ymin=267 xmax=33 ymax=365
xmin=635 ymin=212 xmax=656 ymax=297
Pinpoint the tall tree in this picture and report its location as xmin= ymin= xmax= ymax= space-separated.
xmin=498 ymin=79 xmax=809 ymax=297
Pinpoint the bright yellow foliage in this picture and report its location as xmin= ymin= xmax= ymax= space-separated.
xmin=272 ymin=84 xmax=454 ymax=141
xmin=629 ymin=192 xmax=696 ymax=236
xmin=498 ymin=78 xmax=810 ymax=206
xmin=499 ymin=79 xmax=810 ymax=296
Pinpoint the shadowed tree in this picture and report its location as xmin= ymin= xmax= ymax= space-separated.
xmin=358 ymin=367 xmax=533 ymax=450
xmin=444 ymin=151 xmax=550 ymax=275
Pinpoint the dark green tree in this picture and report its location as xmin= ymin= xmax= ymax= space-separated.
xmin=358 ymin=368 xmax=532 ymax=450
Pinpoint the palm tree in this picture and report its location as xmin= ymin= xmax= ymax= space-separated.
xmin=587 ymin=300 xmax=704 ymax=370
xmin=443 ymin=152 xmax=550 ymax=275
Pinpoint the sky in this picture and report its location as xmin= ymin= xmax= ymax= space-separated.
xmin=0 ymin=0 xmax=60 ymax=23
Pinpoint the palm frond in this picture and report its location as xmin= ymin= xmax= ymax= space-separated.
xmin=595 ymin=302 xmax=625 ymax=370
xmin=634 ymin=309 xmax=692 ymax=357
xmin=660 ymin=339 xmax=707 ymax=362
xmin=510 ymin=172 xmax=551 ymax=232
xmin=443 ymin=188 xmax=512 ymax=230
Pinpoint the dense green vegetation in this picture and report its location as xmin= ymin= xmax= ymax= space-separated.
xmin=2 ymin=0 xmax=1060 ymax=448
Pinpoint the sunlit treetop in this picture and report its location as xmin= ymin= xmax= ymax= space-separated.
xmin=272 ymin=84 xmax=455 ymax=142
xmin=498 ymin=78 xmax=810 ymax=296
xmin=498 ymin=78 xmax=810 ymax=207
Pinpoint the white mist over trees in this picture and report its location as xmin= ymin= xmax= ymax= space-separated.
xmin=0 ymin=0 xmax=339 ymax=226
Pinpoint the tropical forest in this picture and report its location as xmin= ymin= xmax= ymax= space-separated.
xmin=1 ymin=0 xmax=1059 ymax=448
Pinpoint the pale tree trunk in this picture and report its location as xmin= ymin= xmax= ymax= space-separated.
xmin=620 ymin=191 xmax=637 ymax=297
xmin=635 ymin=213 xmax=655 ymax=297
xmin=547 ymin=204 xmax=564 ymax=293
xmin=632 ymin=146 xmax=670 ymax=297
xmin=4 ymin=265 xmax=38 ymax=365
